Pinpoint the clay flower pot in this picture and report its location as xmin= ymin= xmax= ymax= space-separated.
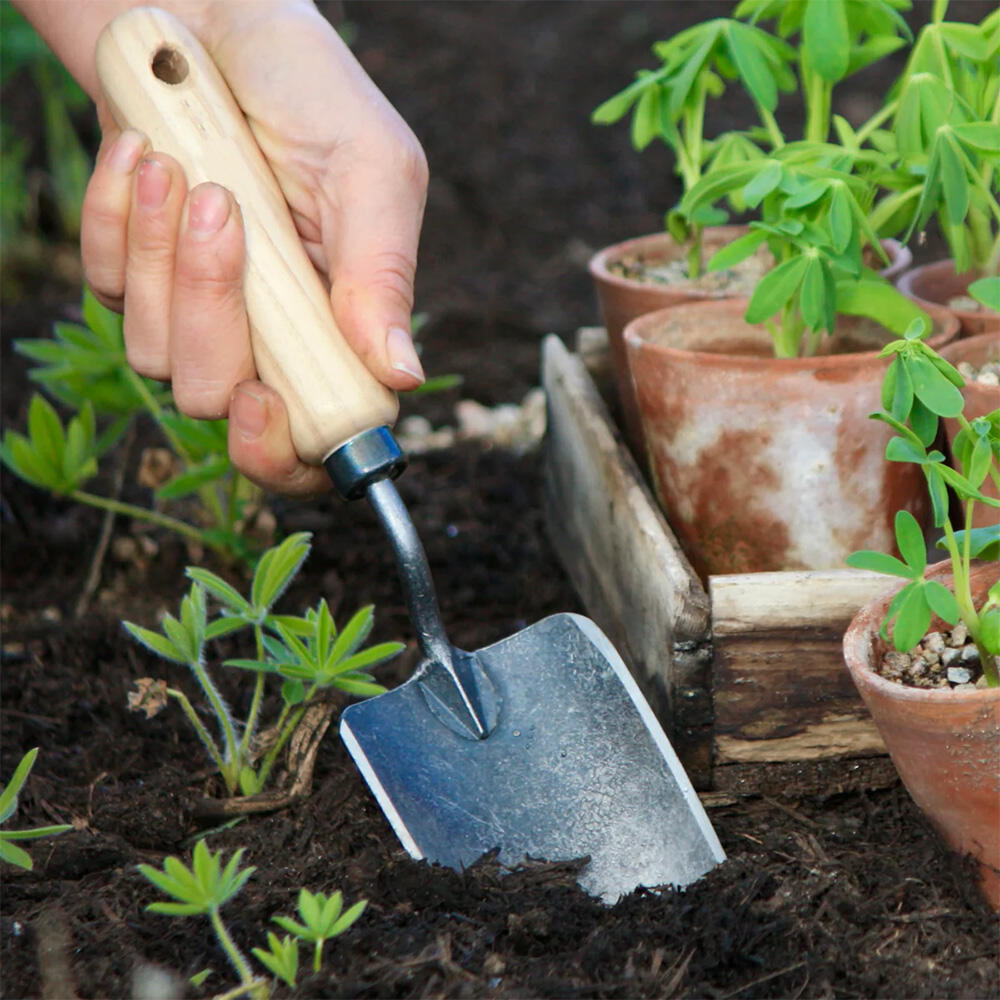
xmin=623 ymin=299 xmax=959 ymax=579
xmin=939 ymin=332 xmax=1000 ymax=530
xmin=842 ymin=561 xmax=1000 ymax=910
xmin=592 ymin=230 xmax=912 ymax=452
xmin=589 ymin=226 xmax=754 ymax=452
xmin=897 ymin=260 xmax=1000 ymax=338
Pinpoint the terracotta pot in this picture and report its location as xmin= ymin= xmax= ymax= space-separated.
xmin=897 ymin=260 xmax=1000 ymax=338
xmin=589 ymin=227 xmax=754 ymax=452
xmin=623 ymin=299 xmax=960 ymax=579
xmin=842 ymin=560 xmax=1000 ymax=910
xmin=939 ymin=333 xmax=1000 ymax=530
xmin=592 ymin=230 xmax=913 ymax=452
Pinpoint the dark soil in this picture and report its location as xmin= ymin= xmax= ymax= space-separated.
xmin=3 ymin=3 xmax=999 ymax=999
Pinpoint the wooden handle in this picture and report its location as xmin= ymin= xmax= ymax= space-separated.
xmin=95 ymin=7 xmax=398 ymax=465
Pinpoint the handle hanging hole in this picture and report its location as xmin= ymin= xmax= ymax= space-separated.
xmin=151 ymin=47 xmax=188 ymax=85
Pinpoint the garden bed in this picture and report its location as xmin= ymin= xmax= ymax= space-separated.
xmin=3 ymin=2 xmax=999 ymax=997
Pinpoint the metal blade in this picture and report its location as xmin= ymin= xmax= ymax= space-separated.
xmin=340 ymin=612 xmax=724 ymax=901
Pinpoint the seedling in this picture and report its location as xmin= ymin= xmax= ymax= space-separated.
xmin=140 ymin=841 xmax=366 ymax=996
xmin=1 ymin=748 xmax=72 ymax=870
xmin=124 ymin=532 xmax=403 ymax=797
xmin=270 ymin=888 xmax=367 ymax=974
xmin=877 ymin=2 xmax=1000 ymax=275
xmin=592 ymin=0 xmax=997 ymax=356
xmin=847 ymin=319 xmax=1000 ymax=681
xmin=1 ymin=290 xmax=263 ymax=564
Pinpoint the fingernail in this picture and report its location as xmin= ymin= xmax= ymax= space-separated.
xmin=188 ymin=184 xmax=231 ymax=238
xmin=108 ymin=129 xmax=147 ymax=174
xmin=231 ymin=385 xmax=268 ymax=440
xmin=136 ymin=157 xmax=171 ymax=209
xmin=386 ymin=326 xmax=425 ymax=384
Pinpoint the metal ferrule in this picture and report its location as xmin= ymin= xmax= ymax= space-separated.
xmin=323 ymin=426 xmax=407 ymax=501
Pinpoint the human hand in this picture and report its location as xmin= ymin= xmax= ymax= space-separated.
xmin=81 ymin=1 xmax=428 ymax=494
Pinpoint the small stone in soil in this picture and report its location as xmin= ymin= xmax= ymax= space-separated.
xmin=947 ymin=666 xmax=973 ymax=685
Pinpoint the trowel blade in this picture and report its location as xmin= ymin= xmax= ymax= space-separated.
xmin=340 ymin=612 xmax=724 ymax=901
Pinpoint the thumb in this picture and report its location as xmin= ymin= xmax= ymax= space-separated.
xmin=325 ymin=150 xmax=428 ymax=391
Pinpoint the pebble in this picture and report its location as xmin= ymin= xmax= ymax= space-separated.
xmin=949 ymin=623 xmax=969 ymax=647
xmin=947 ymin=666 xmax=973 ymax=685
xmin=924 ymin=632 xmax=946 ymax=654
xmin=959 ymin=644 xmax=980 ymax=664
xmin=940 ymin=646 xmax=961 ymax=667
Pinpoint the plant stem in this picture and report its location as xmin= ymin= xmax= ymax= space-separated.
xmin=124 ymin=366 xmax=229 ymax=529
xmin=209 ymin=906 xmax=258 ymax=992
xmin=187 ymin=657 xmax=241 ymax=795
xmin=70 ymin=489 xmax=218 ymax=548
xmin=165 ymin=687 xmax=232 ymax=787
xmin=237 ymin=625 xmax=268 ymax=777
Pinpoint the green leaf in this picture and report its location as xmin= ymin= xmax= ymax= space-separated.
xmin=281 ymin=679 xmax=306 ymax=706
xmin=803 ymin=0 xmax=849 ymax=82
xmin=845 ymin=550 xmax=915 ymax=578
xmin=941 ymin=525 xmax=1000 ymax=561
xmin=745 ymin=255 xmax=808 ymax=323
xmin=123 ymin=622 xmax=188 ymax=665
xmin=328 ymin=605 xmax=375 ymax=665
xmin=908 ymin=354 xmax=965 ymax=417
xmin=156 ymin=458 xmax=232 ymax=501
xmin=251 ymin=533 xmax=311 ymax=614
xmin=799 ymin=256 xmax=826 ymax=332
xmin=0 ymin=839 xmax=35 ymax=870
xmin=0 ymin=748 xmax=38 ymax=823
xmin=186 ymin=568 xmax=250 ymax=616
xmin=981 ymin=607 xmax=1000 ymax=657
xmin=725 ymin=21 xmax=779 ymax=111
xmin=923 ymin=580 xmax=960 ymax=625
xmin=743 ymin=160 xmax=783 ymax=208
xmin=952 ymin=122 xmax=1000 ymax=153
xmin=834 ymin=279 xmax=924 ymax=335
xmin=967 ymin=277 xmax=1000 ymax=312
xmin=938 ymin=133 xmax=970 ymax=226
xmin=892 ymin=583 xmax=932 ymax=652
xmin=706 ymin=229 xmax=769 ymax=271
xmin=893 ymin=510 xmax=926 ymax=573
xmin=828 ymin=184 xmax=853 ymax=255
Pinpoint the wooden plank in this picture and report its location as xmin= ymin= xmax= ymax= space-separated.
xmin=541 ymin=335 xmax=714 ymax=782
xmin=710 ymin=570 xmax=891 ymax=763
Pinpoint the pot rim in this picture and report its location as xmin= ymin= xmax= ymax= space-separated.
xmin=843 ymin=562 xmax=1000 ymax=705
xmin=624 ymin=298 xmax=959 ymax=370
xmin=587 ymin=227 xmax=752 ymax=294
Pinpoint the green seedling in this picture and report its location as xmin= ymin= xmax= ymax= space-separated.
xmin=251 ymin=934 xmax=299 ymax=989
xmin=1 ymin=290 xmax=262 ymax=564
xmin=877 ymin=2 xmax=1000 ymax=275
xmin=140 ymin=841 xmax=366 ymax=996
xmin=271 ymin=888 xmax=367 ymax=974
xmin=125 ymin=532 xmax=403 ymax=797
xmin=139 ymin=840 xmax=264 ymax=1000
xmin=847 ymin=319 xmax=1000 ymax=681
xmin=1 ymin=748 xmax=72 ymax=870
xmin=592 ymin=1 xmax=998 ymax=355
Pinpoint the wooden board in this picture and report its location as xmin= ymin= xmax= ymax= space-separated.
xmin=541 ymin=336 xmax=715 ymax=783
xmin=711 ymin=570 xmax=890 ymax=763
xmin=541 ymin=331 xmax=894 ymax=792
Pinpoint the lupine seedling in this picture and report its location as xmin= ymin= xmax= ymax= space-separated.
xmin=591 ymin=0 xmax=997 ymax=357
xmin=125 ymin=532 xmax=403 ymax=797
xmin=139 ymin=841 xmax=367 ymax=996
xmin=846 ymin=319 xmax=1000 ymax=681
xmin=138 ymin=840 xmax=264 ymax=999
xmin=0 ymin=289 xmax=262 ymax=565
xmin=270 ymin=888 xmax=367 ymax=975
xmin=1 ymin=748 xmax=72 ymax=870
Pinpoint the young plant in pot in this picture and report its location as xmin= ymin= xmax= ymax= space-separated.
xmin=622 ymin=145 xmax=959 ymax=578
xmin=842 ymin=320 xmax=1000 ymax=909
xmin=589 ymin=0 xmax=915 ymax=448
xmin=883 ymin=3 xmax=1000 ymax=334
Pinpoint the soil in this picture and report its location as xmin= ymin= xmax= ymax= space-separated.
xmin=3 ymin=3 xmax=1000 ymax=999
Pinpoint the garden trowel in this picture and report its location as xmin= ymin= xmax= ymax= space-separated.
xmin=96 ymin=7 xmax=724 ymax=901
